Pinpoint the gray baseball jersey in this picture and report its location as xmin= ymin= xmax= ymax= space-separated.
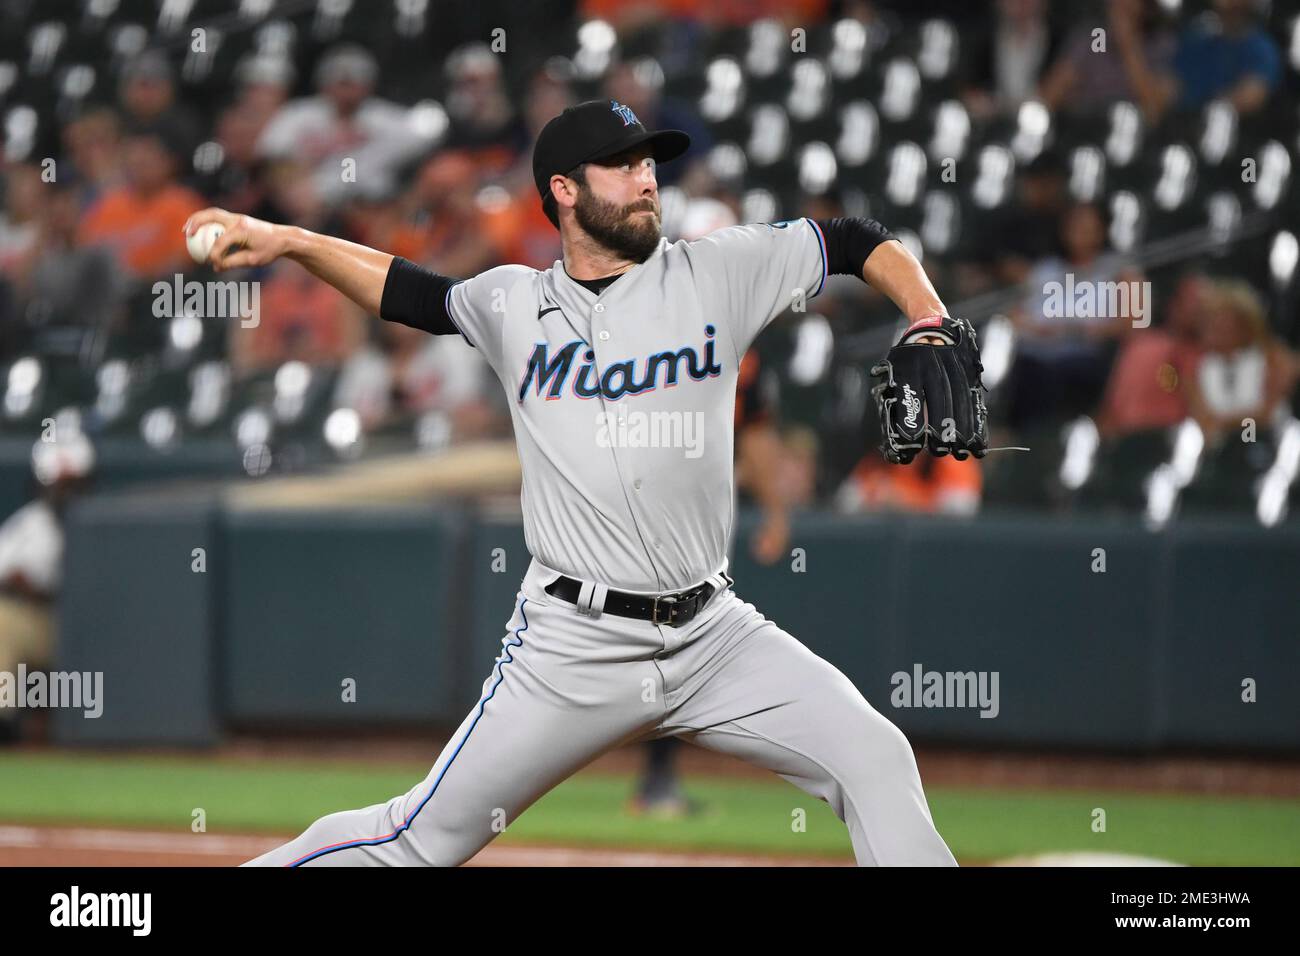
xmin=445 ymin=218 xmax=829 ymax=593
xmin=245 ymin=219 xmax=956 ymax=867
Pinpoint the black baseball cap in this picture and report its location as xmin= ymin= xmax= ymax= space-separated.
xmin=533 ymin=99 xmax=690 ymax=229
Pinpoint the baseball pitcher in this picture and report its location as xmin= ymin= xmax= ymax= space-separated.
xmin=187 ymin=99 xmax=988 ymax=867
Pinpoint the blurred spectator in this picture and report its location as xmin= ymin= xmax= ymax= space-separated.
xmin=1007 ymin=203 xmax=1129 ymax=429
xmin=207 ymin=103 xmax=270 ymax=214
xmin=117 ymin=50 xmax=203 ymax=167
xmin=982 ymin=150 xmax=1067 ymax=287
xmin=441 ymin=44 xmax=527 ymax=173
xmin=200 ymin=55 xmax=296 ymax=213
xmin=1040 ymin=0 xmax=1178 ymax=122
xmin=478 ymin=184 xmax=562 ymax=272
xmin=332 ymin=322 xmax=503 ymax=441
xmin=1171 ymin=0 xmax=1281 ymax=114
xmin=261 ymin=157 xmax=343 ymax=238
xmin=60 ymin=108 xmax=124 ymax=210
xmin=602 ymin=60 xmax=712 ymax=187
xmin=231 ymin=256 xmax=367 ymax=374
xmin=1097 ymin=271 xmax=1208 ymax=438
xmin=77 ymin=124 xmax=203 ymax=281
xmin=472 ymin=66 xmax=572 ymax=270
xmin=0 ymin=164 xmax=42 ymax=276
xmin=233 ymin=53 xmax=294 ymax=126
xmin=408 ymin=151 xmax=504 ymax=277
xmin=1187 ymin=281 xmax=1298 ymax=443
xmin=672 ymin=195 xmax=740 ymax=243
xmin=256 ymin=44 xmax=436 ymax=207
xmin=1097 ymin=270 xmax=1206 ymax=439
xmin=961 ymin=0 xmax=1061 ymax=120
xmin=229 ymin=163 xmax=364 ymax=373
xmin=777 ymin=425 xmax=821 ymax=508
xmin=342 ymin=190 xmax=430 ymax=266
xmin=735 ymin=349 xmax=792 ymax=564
xmin=0 ymin=435 xmax=94 ymax=744
xmin=835 ymin=453 xmax=982 ymax=515
xmin=9 ymin=182 xmax=123 ymax=337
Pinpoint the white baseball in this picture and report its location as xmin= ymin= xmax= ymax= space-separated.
xmin=186 ymin=222 xmax=225 ymax=264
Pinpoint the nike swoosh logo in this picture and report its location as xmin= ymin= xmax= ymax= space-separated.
xmin=538 ymin=306 xmax=561 ymax=320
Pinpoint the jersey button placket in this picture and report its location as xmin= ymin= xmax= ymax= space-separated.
xmin=592 ymin=299 xmax=660 ymax=585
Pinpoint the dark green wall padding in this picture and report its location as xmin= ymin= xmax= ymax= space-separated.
xmin=52 ymin=492 xmax=1300 ymax=752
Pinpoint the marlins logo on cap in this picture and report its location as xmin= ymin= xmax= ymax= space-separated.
xmin=610 ymin=101 xmax=639 ymax=126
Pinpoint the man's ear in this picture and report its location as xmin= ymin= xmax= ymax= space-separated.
xmin=551 ymin=174 xmax=578 ymax=215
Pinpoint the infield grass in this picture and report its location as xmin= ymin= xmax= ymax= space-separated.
xmin=1 ymin=752 xmax=1298 ymax=865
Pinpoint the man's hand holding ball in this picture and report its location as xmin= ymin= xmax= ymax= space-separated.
xmin=182 ymin=209 xmax=292 ymax=271
xmin=185 ymin=222 xmax=225 ymax=264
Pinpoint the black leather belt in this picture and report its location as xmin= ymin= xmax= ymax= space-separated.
xmin=545 ymin=572 xmax=733 ymax=628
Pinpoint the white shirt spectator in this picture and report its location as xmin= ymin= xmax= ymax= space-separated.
xmin=0 ymin=500 xmax=63 ymax=596
xmin=1198 ymin=347 xmax=1268 ymax=417
xmin=256 ymin=96 xmax=436 ymax=205
xmin=334 ymin=337 xmax=490 ymax=429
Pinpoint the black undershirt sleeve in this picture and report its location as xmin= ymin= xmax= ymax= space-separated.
xmin=814 ymin=217 xmax=898 ymax=278
xmin=378 ymin=255 xmax=462 ymax=337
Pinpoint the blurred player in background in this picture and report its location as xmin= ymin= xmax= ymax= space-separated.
xmin=0 ymin=436 xmax=95 ymax=743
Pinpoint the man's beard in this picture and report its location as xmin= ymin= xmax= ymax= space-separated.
xmin=574 ymin=187 xmax=661 ymax=263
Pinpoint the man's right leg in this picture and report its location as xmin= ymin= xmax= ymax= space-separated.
xmin=245 ymin=588 xmax=663 ymax=866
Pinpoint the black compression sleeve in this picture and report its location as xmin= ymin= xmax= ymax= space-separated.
xmin=814 ymin=217 xmax=898 ymax=277
xmin=378 ymin=256 xmax=462 ymax=336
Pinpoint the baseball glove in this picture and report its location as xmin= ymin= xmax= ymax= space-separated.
xmin=870 ymin=315 xmax=989 ymax=464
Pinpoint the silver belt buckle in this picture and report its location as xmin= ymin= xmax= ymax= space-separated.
xmin=651 ymin=593 xmax=680 ymax=627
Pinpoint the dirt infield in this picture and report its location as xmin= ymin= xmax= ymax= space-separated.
xmin=0 ymin=825 xmax=850 ymax=867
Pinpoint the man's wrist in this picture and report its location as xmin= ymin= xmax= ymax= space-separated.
xmin=281 ymin=225 xmax=311 ymax=262
xmin=902 ymin=313 xmax=949 ymax=335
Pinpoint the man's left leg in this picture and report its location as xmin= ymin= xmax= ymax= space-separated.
xmin=661 ymin=589 xmax=956 ymax=866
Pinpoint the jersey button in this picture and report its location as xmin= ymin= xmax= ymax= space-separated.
xmin=594 ymin=303 xmax=606 ymax=313
xmin=654 ymin=540 xmax=662 ymax=549
xmin=597 ymin=330 xmax=610 ymax=341
xmin=633 ymin=479 xmax=642 ymax=490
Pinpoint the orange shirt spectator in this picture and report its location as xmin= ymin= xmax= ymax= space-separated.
xmin=735 ymin=349 xmax=769 ymax=429
xmin=231 ymin=259 xmax=365 ymax=372
xmin=480 ymin=185 xmax=563 ymax=271
xmin=77 ymin=127 xmax=203 ymax=281
xmin=837 ymin=454 xmax=983 ymax=516
xmin=342 ymin=199 xmax=430 ymax=265
xmin=78 ymin=185 xmax=202 ymax=280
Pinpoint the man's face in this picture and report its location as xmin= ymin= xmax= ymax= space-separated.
xmin=123 ymin=75 xmax=173 ymax=119
xmin=123 ymin=136 xmax=174 ymax=193
xmin=323 ymin=77 xmax=369 ymax=116
xmin=571 ymin=144 xmax=661 ymax=262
